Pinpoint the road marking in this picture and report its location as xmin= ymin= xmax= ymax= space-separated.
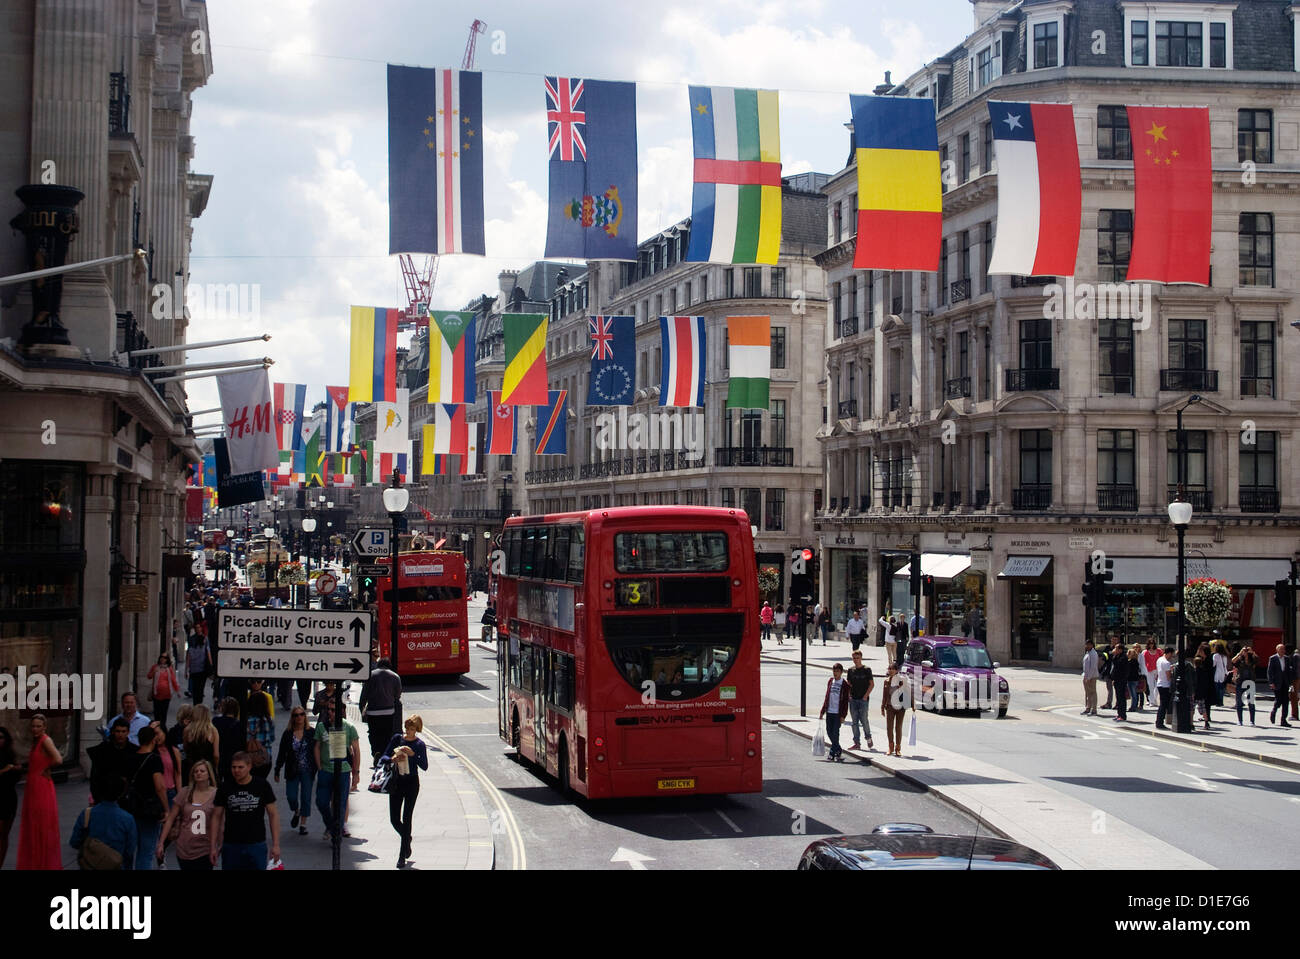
xmin=1211 ymin=771 xmax=1239 ymax=779
xmin=485 ymin=669 xmax=498 ymax=676
xmin=1158 ymin=753 xmax=1180 ymax=760
xmin=611 ymin=847 xmax=655 ymax=870
xmin=422 ymin=728 xmax=525 ymax=871
xmin=1185 ymin=762 xmax=1206 ymax=768
xmin=472 ymin=691 xmax=493 ymax=701
xmin=1137 ymin=744 xmax=1158 ymax=750
xmin=714 ymin=809 xmax=743 ymax=834
xmin=1174 ymin=770 xmax=1216 ymax=791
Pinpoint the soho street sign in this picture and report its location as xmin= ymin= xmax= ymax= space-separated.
xmin=215 ymin=608 xmax=374 ymax=680
xmin=352 ymin=528 xmax=391 ymax=557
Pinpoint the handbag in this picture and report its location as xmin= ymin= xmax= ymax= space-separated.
xmin=245 ymin=720 xmax=270 ymax=768
xmin=811 ymin=724 xmax=826 ymax=758
xmin=368 ymin=758 xmax=393 ymax=793
xmin=77 ymin=808 xmax=125 ymax=870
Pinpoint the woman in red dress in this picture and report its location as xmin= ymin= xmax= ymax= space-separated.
xmin=17 ymin=713 xmax=62 ymax=870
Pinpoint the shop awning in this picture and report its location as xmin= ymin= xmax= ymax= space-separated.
xmin=998 ymin=556 xmax=1052 ymax=578
xmin=1110 ymin=557 xmax=1292 ymax=586
xmin=893 ymin=552 xmax=973 ymax=580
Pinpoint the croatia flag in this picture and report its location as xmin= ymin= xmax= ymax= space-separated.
xmin=486 ymin=390 xmax=517 ymax=455
xmin=535 ymin=390 xmax=568 ymax=455
xmin=273 ymin=382 xmax=307 ymax=451
xmin=986 ymin=101 xmax=1082 ymax=277
xmin=659 ymin=316 xmax=707 ymax=408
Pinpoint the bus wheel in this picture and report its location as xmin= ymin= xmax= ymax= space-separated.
xmin=557 ymin=737 xmax=570 ymax=796
xmin=510 ymin=709 xmax=521 ymax=750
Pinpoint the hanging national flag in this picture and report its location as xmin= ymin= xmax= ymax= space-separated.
xmin=726 ymin=316 xmax=771 ymax=409
xmin=373 ymin=388 xmax=410 ymax=455
xmin=1126 ymin=106 xmax=1211 ymax=285
xmin=431 ymin=403 xmax=468 ymax=456
xmin=372 ymin=441 xmax=412 ymax=485
xmin=544 ymin=77 xmax=638 ymax=260
xmin=202 ymin=454 xmax=217 ymax=488
xmin=461 ymin=422 xmax=484 ymax=475
xmin=273 ymin=382 xmax=308 ymax=451
xmin=420 ymin=506 xmax=435 ymax=522
xmin=535 ymin=390 xmax=568 ymax=455
xmin=487 ymin=390 xmax=517 ymax=455
xmin=502 ymin=314 xmax=549 ymax=405
xmin=686 ymin=86 xmax=782 ymax=264
xmin=986 ymin=102 xmax=1081 ymax=277
xmin=303 ymin=425 xmax=324 ymax=487
xmin=324 ymin=386 xmax=353 ymax=453
xmin=420 ymin=429 xmax=453 ymax=475
xmin=587 ymin=315 xmax=635 ymax=405
xmin=428 ymin=311 xmax=476 ymax=403
xmin=850 ymin=95 xmax=941 ymax=271
xmin=387 ymin=65 xmax=485 ymax=255
xmin=659 ymin=316 xmax=707 ymax=408
xmin=216 ymin=368 xmax=279 ymax=474
xmin=349 ymin=306 xmax=401 ymax=404
xmin=349 ymin=443 xmax=369 ymax=486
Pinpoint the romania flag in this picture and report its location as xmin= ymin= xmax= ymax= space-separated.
xmin=348 ymin=306 xmax=401 ymax=404
xmin=501 ymin=313 xmax=549 ymax=405
xmin=850 ymin=95 xmax=941 ymax=272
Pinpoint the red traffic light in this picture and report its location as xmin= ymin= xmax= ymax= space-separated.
xmin=800 ymin=548 xmax=814 ymax=562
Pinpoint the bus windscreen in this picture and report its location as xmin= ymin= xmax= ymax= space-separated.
xmin=614 ymin=531 xmax=729 ymax=573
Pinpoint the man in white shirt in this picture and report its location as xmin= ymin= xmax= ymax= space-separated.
xmin=1155 ymin=646 xmax=1175 ymax=730
xmin=107 ymin=691 xmax=152 ymax=745
xmin=1081 ymin=639 xmax=1099 ymax=715
xmin=819 ymin=664 xmax=850 ymax=762
xmin=845 ymin=613 xmax=865 ymax=651
xmin=879 ymin=615 xmax=895 ymax=664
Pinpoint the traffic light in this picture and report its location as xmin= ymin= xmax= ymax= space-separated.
xmin=1092 ymin=558 xmax=1114 ymax=607
xmin=922 ymin=575 xmax=935 ymax=592
xmin=1275 ymin=579 xmax=1292 ymax=607
xmin=909 ymin=553 xmax=921 ymax=597
xmin=1081 ymin=561 xmax=1095 ymax=608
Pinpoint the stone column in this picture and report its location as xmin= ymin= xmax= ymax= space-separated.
xmin=81 ymin=466 xmax=116 ymax=772
xmin=119 ymin=476 xmax=141 ymax=697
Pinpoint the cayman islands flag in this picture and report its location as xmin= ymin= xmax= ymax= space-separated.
xmin=587 ymin=315 xmax=635 ymax=406
xmin=501 ymin=314 xmax=549 ymax=405
xmin=659 ymin=316 xmax=707 ymax=408
xmin=349 ymin=306 xmax=400 ymax=404
xmin=986 ymin=102 xmax=1082 ymax=277
xmin=726 ymin=316 xmax=771 ymax=409
xmin=428 ymin=311 xmax=476 ymax=403
xmin=544 ymin=77 xmax=638 ymax=260
xmin=686 ymin=86 xmax=781 ymax=264
xmin=851 ymin=95 xmax=941 ymax=271
xmin=535 ymin=390 xmax=568 ymax=455
xmin=387 ymin=65 xmax=485 ymax=255
xmin=487 ymin=390 xmax=518 ymax=455
xmin=273 ymin=382 xmax=307 ymax=451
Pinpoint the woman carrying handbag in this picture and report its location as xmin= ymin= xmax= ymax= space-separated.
xmin=382 ymin=715 xmax=428 ymax=869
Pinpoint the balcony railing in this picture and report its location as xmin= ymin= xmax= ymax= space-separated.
xmin=837 ymin=399 xmax=857 ymax=418
xmin=860 ymin=496 xmax=870 ymax=512
xmin=932 ymin=491 xmax=944 ymax=508
xmin=950 ymin=279 xmax=971 ymax=303
xmin=889 ymin=392 xmax=901 ymax=411
xmin=974 ymin=488 xmax=989 ymax=509
xmin=1012 ymin=484 xmax=1053 ymax=510
xmin=944 ymin=376 xmax=971 ymax=399
xmin=714 ymin=447 xmax=795 ymax=467
xmin=949 ymin=491 xmax=961 ymax=509
xmin=1005 ymin=368 xmax=1060 ymax=391
xmin=450 ymin=508 xmax=496 ymax=519
xmin=1097 ymin=485 xmax=1138 ymax=512
xmin=1239 ymin=488 xmax=1279 ymax=513
xmin=1161 ymin=369 xmax=1219 ymax=392
xmin=836 ymin=315 xmax=858 ymax=338
xmin=524 ymin=466 xmax=576 ymax=485
xmin=1166 ymin=487 xmax=1213 ymax=512
xmin=109 ymin=72 xmax=130 ymax=135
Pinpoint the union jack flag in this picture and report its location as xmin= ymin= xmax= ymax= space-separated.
xmin=589 ymin=315 xmax=616 ymax=360
xmin=545 ymin=76 xmax=587 ymax=162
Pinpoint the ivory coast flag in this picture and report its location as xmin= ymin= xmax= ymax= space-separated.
xmin=726 ymin=315 xmax=771 ymax=409
xmin=501 ymin=313 xmax=549 ymax=405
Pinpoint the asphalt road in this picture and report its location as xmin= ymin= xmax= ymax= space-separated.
xmin=399 ymin=644 xmax=979 ymax=870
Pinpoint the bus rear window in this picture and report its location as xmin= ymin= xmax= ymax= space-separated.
xmin=381 ymin=585 xmax=463 ymax=603
xmin=614 ymin=532 xmax=729 ymax=573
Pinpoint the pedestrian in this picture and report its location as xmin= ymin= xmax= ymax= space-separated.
xmin=909 ymin=609 xmax=927 ymax=636
xmin=182 ymin=704 xmax=220 ymax=783
xmin=383 ymin=715 xmax=429 ymax=869
xmin=846 ymin=650 xmax=875 ymax=750
xmin=89 ymin=719 xmax=136 ymax=786
xmin=312 ymin=680 xmax=338 ymax=720
xmin=245 ymin=685 xmax=276 ymax=779
xmin=1267 ymin=643 xmax=1293 ymax=727
xmin=1155 ymin=646 xmax=1175 ymax=730
xmin=244 ymin=678 xmax=276 ymax=723
xmin=70 ymin=776 xmax=136 ymax=870
xmin=127 ymin=724 xmax=169 ymax=870
xmin=1194 ymin=643 xmax=1214 ymax=729
xmin=107 ymin=691 xmax=152 ymax=746
xmin=360 ymin=658 xmax=403 ymax=767
xmin=818 ymin=607 xmax=832 ymax=645
xmin=786 ymin=605 xmax=799 ymax=641
xmin=210 ymin=753 xmax=280 ymax=870
xmin=1080 ymin=639 xmax=1100 ymax=716
xmin=0 ymin=727 xmax=17 ymax=869
xmin=146 ymin=653 xmax=180 ymax=728
xmin=313 ymin=697 xmax=361 ymax=841
xmin=845 ymin=611 xmax=865 ymax=651
xmin=881 ymin=663 xmax=910 ymax=757
xmin=213 ymin=697 xmax=244 ymax=785
xmin=760 ymin=602 xmax=774 ymax=641
xmin=1111 ymin=641 xmax=1129 ymax=721
xmin=1290 ymin=646 xmax=1300 ymax=722
xmin=1099 ymin=639 xmax=1118 ymax=709
xmin=152 ymin=719 xmax=183 ymax=809
xmin=1142 ymin=640 xmax=1161 ymax=712
xmin=893 ymin=614 xmax=910 ymax=667
xmin=1232 ymin=644 xmax=1258 ymax=726
xmin=1127 ymin=645 xmax=1144 ymax=711
xmin=879 ymin=613 xmax=895 ymax=665
xmin=274 ymin=706 xmax=317 ymax=836
xmin=773 ymin=604 xmax=786 ymax=645
xmin=16 ymin=714 xmax=62 ymax=870
xmin=818 ymin=664 xmax=851 ymax=762
xmin=1212 ymin=641 xmax=1230 ymax=709
xmin=156 ymin=760 xmax=217 ymax=870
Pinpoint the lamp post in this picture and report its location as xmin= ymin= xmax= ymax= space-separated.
xmin=1168 ymin=500 xmax=1193 ymax=733
xmin=301 ymin=516 xmax=317 ymax=609
xmin=383 ymin=472 xmax=410 ymax=675
xmin=225 ymin=528 xmax=235 ymax=587
xmin=499 ymin=473 xmax=513 ymax=522
xmin=263 ymin=526 xmax=279 ymax=605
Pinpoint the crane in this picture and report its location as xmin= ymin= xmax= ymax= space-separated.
xmin=463 ymin=19 xmax=486 ymax=70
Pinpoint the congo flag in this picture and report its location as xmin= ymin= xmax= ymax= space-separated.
xmin=501 ymin=313 xmax=549 ymax=405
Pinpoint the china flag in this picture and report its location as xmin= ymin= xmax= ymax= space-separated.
xmin=1126 ymin=106 xmax=1211 ymax=285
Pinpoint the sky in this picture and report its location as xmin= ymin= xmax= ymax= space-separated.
xmin=184 ymin=0 xmax=977 ymax=423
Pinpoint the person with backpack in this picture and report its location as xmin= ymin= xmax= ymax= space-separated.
xmin=146 ymin=653 xmax=180 ymax=727
xmin=186 ymin=633 xmax=212 ymax=706
xmin=71 ymin=776 xmax=136 ymax=870
xmin=125 ymin=725 xmax=169 ymax=870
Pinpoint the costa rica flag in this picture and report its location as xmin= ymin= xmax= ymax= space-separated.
xmin=659 ymin=316 xmax=707 ymax=408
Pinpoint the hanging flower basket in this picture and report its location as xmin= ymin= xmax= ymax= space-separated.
xmin=246 ymin=559 xmax=266 ymax=580
xmin=277 ymin=561 xmax=306 ymax=585
xmin=1184 ymin=577 xmax=1231 ymax=628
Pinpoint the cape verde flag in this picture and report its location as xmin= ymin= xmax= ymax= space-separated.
xmin=986 ymin=102 xmax=1082 ymax=277
xmin=487 ymin=390 xmax=517 ymax=455
xmin=659 ymin=316 xmax=707 ymax=408
xmin=535 ymin=390 xmax=568 ymax=455
xmin=387 ymin=66 xmax=485 ymax=255
xmin=587 ymin=315 xmax=635 ymax=406
xmin=273 ymin=382 xmax=307 ymax=451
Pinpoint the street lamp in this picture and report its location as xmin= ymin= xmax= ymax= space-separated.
xmin=301 ymin=515 xmax=317 ymax=609
xmin=1168 ymin=499 xmax=1194 ymax=733
xmin=383 ymin=471 xmax=410 ymax=676
xmin=263 ymin=525 xmax=280 ymax=605
xmin=225 ymin=529 xmax=235 ymax=586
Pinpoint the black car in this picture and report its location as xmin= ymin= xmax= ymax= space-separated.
xmin=798 ymin=826 xmax=1059 ymax=870
xmin=320 ymin=584 xmax=351 ymax=610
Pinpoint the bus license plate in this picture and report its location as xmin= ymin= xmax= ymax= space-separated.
xmin=657 ymin=778 xmax=695 ymax=790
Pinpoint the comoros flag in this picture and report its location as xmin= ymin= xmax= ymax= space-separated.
xmin=659 ymin=316 xmax=707 ymax=408
xmin=986 ymin=101 xmax=1082 ymax=277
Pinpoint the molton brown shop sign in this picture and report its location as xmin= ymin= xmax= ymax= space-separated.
xmin=118 ymin=585 xmax=149 ymax=613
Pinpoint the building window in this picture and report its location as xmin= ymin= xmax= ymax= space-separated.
xmin=721 ymin=488 xmax=735 ymax=509
xmin=764 ymin=488 xmax=785 ymax=531
xmin=846 ymin=278 xmax=856 ymax=323
xmin=1168 ymin=319 xmax=1206 ymax=372
xmin=740 ymin=488 xmax=761 ymax=523
xmin=939 ymin=144 xmax=949 ymax=193
xmin=1238 ymin=110 xmax=1272 ymax=165
xmin=770 ymin=398 xmax=786 ymax=448
xmin=654 ymin=293 xmax=663 ymax=316
xmin=1099 ymin=319 xmax=1134 ymax=395
xmin=1033 ymin=21 xmax=1059 ymax=68
xmin=1167 ymin=430 xmax=1208 ymax=490
xmin=848 ymin=194 xmax=857 ymax=234
xmin=1019 ymin=318 xmax=1052 ymax=370
xmin=699 ymin=273 xmax=709 ymax=301
xmin=960 ymin=134 xmax=970 ymax=183
xmin=684 ymin=281 xmax=692 ymax=306
xmin=743 ymin=267 xmax=761 ymax=298
xmin=938 ymin=238 xmax=948 ymax=307
xmin=981 ymin=222 xmax=993 ymax=293
xmin=1131 ymin=20 xmax=1148 ymax=65
xmin=958 ymin=331 xmax=969 ymax=379
xmin=1240 ymin=321 xmax=1274 ymax=398
xmin=1239 ymin=213 xmax=1273 ymax=287
xmin=959 ymin=230 xmax=971 ymax=283
xmin=976 ymin=46 xmax=993 ymax=88
xmin=771 ymin=267 xmax=786 ymax=298
xmin=1019 ymin=430 xmax=1052 ymax=486
xmin=831 ymin=281 xmax=842 ymax=336
xmin=740 ymin=410 xmax=762 ymax=449
xmin=981 ymin=330 xmax=991 ymax=400
xmin=1239 ymin=432 xmax=1277 ymax=492
xmin=1097 ymin=209 xmax=1132 ymax=282
xmin=1097 ymin=106 xmax=1132 ymax=161
xmin=1156 ymin=21 xmax=1202 ymax=66
xmin=982 ymin=121 xmax=993 ymax=175
xmin=722 ymin=328 xmax=728 ymax=371
xmin=1098 ymin=429 xmax=1136 ymax=487
xmin=723 ymin=269 xmax=735 ymax=299
xmin=771 ymin=327 xmax=787 ymax=370
xmin=1210 ymin=22 xmax=1226 ymax=68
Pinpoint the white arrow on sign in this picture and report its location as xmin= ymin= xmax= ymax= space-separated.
xmin=352 ymin=528 xmax=391 ymax=557
xmin=216 ymin=649 xmax=370 ymax=681
xmin=610 ymin=847 xmax=655 ymax=870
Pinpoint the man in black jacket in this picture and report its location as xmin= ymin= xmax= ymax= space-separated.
xmin=359 ymin=659 xmax=403 ymax=766
xmin=1267 ymin=644 xmax=1293 ymax=727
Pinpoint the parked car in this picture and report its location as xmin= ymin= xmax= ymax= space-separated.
xmin=903 ymin=635 xmax=1010 ymax=718
xmin=321 ymin=584 xmax=351 ymax=610
xmin=797 ymin=826 xmax=1059 ymax=870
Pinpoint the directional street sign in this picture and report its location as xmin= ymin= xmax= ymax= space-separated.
xmin=216 ymin=608 xmax=373 ymax=680
xmin=356 ymin=563 xmax=390 ymax=578
xmin=352 ymin=528 xmax=391 ymax=557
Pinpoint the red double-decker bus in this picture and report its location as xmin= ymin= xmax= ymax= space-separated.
xmin=375 ymin=550 xmax=470 ymax=677
xmin=496 ymin=507 xmax=762 ymax=799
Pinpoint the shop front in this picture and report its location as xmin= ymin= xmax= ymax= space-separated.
xmin=1000 ymin=555 xmax=1054 ymax=661
xmin=892 ymin=553 xmax=987 ymax=637
xmin=827 ymin=545 xmax=871 ymax=629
